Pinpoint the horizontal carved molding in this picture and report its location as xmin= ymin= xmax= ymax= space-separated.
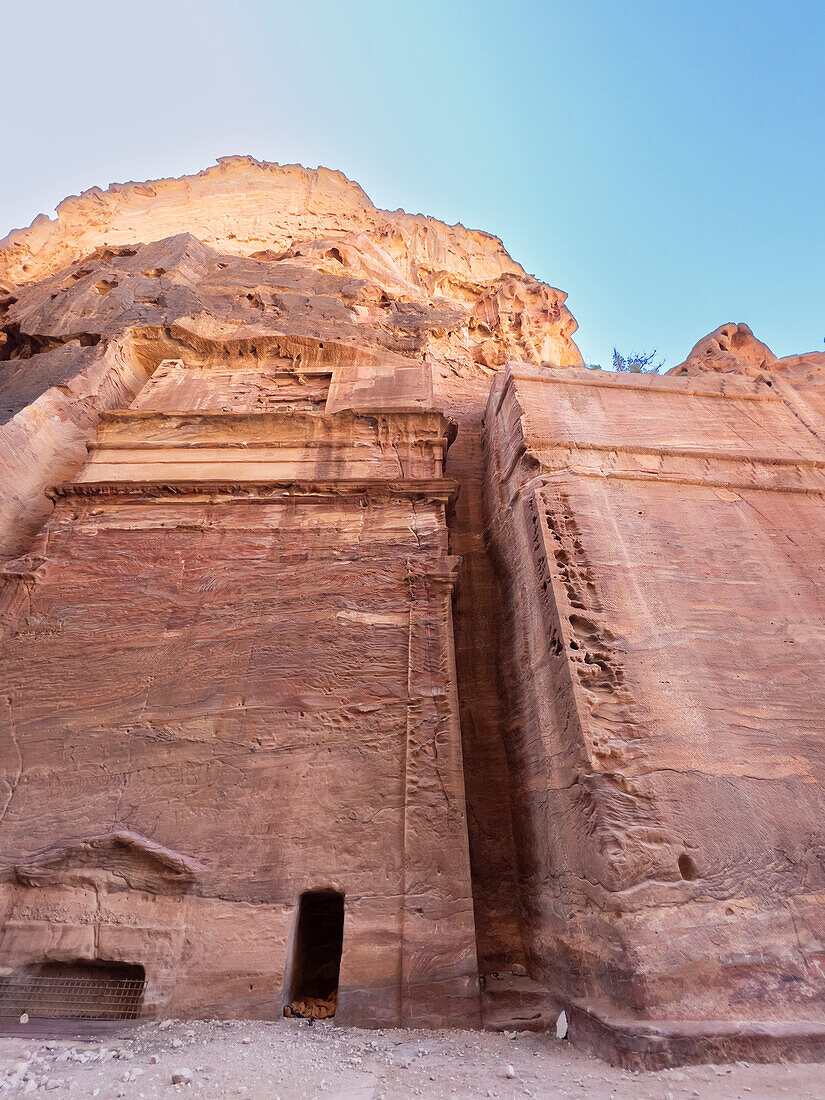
xmin=50 ymin=477 xmax=459 ymax=503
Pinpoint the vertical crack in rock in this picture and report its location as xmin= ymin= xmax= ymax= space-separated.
xmin=0 ymin=694 xmax=22 ymax=827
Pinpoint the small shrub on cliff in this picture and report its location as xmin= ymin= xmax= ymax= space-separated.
xmin=611 ymin=348 xmax=664 ymax=373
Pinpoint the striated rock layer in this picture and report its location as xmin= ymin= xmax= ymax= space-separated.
xmin=484 ymin=363 xmax=825 ymax=1064
xmin=2 ymin=158 xmax=825 ymax=1066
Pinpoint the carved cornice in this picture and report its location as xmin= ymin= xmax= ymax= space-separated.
xmin=49 ymin=477 xmax=459 ymax=504
xmin=99 ymin=407 xmax=455 ymax=431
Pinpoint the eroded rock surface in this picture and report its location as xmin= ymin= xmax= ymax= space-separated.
xmin=0 ymin=163 xmax=582 ymax=995
xmin=0 ymin=159 xmax=582 ymax=1036
xmin=2 ymin=158 xmax=825 ymax=1067
xmin=484 ymin=360 xmax=825 ymax=1065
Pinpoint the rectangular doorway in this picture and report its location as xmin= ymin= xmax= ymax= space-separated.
xmin=285 ymin=890 xmax=344 ymax=1019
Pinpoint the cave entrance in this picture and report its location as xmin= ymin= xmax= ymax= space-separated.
xmin=0 ymin=960 xmax=146 ymax=1020
xmin=285 ymin=890 xmax=345 ymax=1020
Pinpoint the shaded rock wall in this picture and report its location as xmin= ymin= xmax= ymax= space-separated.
xmin=0 ymin=352 xmax=479 ymax=1026
xmin=484 ymin=364 xmax=825 ymax=1064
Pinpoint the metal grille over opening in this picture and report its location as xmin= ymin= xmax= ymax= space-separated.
xmin=0 ymin=961 xmax=146 ymax=1020
xmin=285 ymin=890 xmax=344 ymax=1019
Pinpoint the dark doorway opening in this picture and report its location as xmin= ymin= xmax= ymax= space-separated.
xmin=285 ymin=890 xmax=344 ymax=1019
xmin=0 ymin=960 xmax=146 ymax=1020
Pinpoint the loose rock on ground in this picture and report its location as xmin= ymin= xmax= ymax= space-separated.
xmin=1 ymin=1020 xmax=824 ymax=1098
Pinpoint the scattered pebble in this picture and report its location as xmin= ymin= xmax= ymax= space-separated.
xmin=0 ymin=1017 xmax=816 ymax=1098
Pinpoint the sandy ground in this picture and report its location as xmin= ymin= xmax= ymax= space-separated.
xmin=1 ymin=1019 xmax=825 ymax=1099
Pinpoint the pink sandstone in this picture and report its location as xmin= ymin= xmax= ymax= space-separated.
xmin=0 ymin=158 xmax=824 ymax=1067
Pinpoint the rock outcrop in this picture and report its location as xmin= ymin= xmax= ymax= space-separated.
xmin=669 ymin=322 xmax=777 ymax=375
xmin=2 ymin=158 xmax=825 ymax=1068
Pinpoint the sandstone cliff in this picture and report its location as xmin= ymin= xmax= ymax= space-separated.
xmin=0 ymin=157 xmax=581 ymax=557
xmin=0 ymin=159 xmax=582 ymax=1015
xmin=5 ymin=159 xmax=825 ymax=1068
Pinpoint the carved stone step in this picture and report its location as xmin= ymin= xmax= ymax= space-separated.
xmin=481 ymin=971 xmax=560 ymax=1033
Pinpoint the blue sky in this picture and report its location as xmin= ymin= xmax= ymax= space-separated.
xmin=3 ymin=1 xmax=823 ymax=369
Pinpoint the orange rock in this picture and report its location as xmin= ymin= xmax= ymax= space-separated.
xmin=668 ymin=321 xmax=776 ymax=375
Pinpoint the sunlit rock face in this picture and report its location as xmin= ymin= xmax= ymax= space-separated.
xmin=3 ymin=159 xmax=825 ymax=1066
xmin=669 ymin=322 xmax=778 ymax=375
xmin=0 ymin=159 xmax=580 ymax=556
